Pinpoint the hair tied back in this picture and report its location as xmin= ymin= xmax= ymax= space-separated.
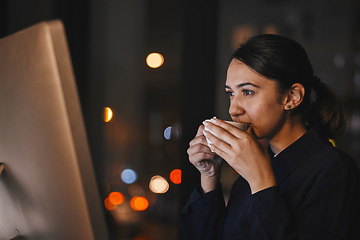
xmin=311 ymin=76 xmax=322 ymax=90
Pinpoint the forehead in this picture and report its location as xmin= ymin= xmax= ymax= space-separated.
xmin=225 ymin=60 xmax=285 ymax=102
xmin=225 ymin=60 xmax=267 ymax=87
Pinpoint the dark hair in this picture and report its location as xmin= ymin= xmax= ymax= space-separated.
xmin=231 ymin=34 xmax=346 ymax=139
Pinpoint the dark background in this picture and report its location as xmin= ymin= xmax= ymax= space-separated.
xmin=1 ymin=0 xmax=360 ymax=239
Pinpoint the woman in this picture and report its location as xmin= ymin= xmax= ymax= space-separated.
xmin=180 ymin=34 xmax=360 ymax=240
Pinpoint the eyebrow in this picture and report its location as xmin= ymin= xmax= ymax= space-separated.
xmin=225 ymin=82 xmax=260 ymax=89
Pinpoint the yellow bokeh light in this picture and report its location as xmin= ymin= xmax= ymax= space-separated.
xmin=329 ymin=139 xmax=336 ymax=147
xmin=149 ymin=175 xmax=169 ymax=194
xmin=146 ymin=53 xmax=164 ymax=68
xmin=104 ymin=107 xmax=113 ymax=122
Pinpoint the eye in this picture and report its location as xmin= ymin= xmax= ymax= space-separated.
xmin=226 ymin=90 xmax=234 ymax=98
xmin=242 ymin=89 xmax=254 ymax=96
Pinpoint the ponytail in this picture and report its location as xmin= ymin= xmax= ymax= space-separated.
xmin=305 ymin=77 xmax=346 ymax=139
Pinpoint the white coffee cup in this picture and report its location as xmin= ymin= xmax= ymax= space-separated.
xmin=204 ymin=118 xmax=248 ymax=151
xmin=224 ymin=121 xmax=248 ymax=131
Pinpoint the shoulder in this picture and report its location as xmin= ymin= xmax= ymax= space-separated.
xmin=306 ymin=143 xmax=360 ymax=185
xmin=313 ymin=143 xmax=357 ymax=169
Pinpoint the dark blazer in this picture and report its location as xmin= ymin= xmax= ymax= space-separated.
xmin=180 ymin=126 xmax=360 ymax=240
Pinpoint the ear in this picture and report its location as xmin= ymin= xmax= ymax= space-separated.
xmin=282 ymin=83 xmax=305 ymax=110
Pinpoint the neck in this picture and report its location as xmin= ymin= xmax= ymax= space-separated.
xmin=269 ymin=117 xmax=307 ymax=155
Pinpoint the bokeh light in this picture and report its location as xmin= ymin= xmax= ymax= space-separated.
xmin=149 ymin=175 xmax=169 ymax=194
xmin=130 ymin=196 xmax=149 ymax=211
xmin=104 ymin=197 xmax=116 ymax=211
xmin=170 ymin=169 xmax=182 ymax=184
xmin=164 ymin=126 xmax=172 ymax=140
xmin=121 ymin=168 xmax=137 ymax=184
xmin=104 ymin=107 xmax=113 ymax=122
xmin=329 ymin=139 xmax=336 ymax=147
xmin=146 ymin=53 xmax=164 ymax=68
xmin=108 ymin=192 xmax=125 ymax=205
xmin=163 ymin=124 xmax=181 ymax=140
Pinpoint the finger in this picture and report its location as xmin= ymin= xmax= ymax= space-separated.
xmin=188 ymin=149 xmax=217 ymax=165
xmin=211 ymin=119 xmax=248 ymax=139
xmin=189 ymin=151 xmax=217 ymax=164
xmin=207 ymin=142 xmax=229 ymax=161
xmin=188 ymin=141 xmax=214 ymax=155
xmin=188 ymin=139 xmax=216 ymax=159
xmin=195 ymin=125 xmax=205 ymax=137
xmin=203 ymin=129 xmax=232 ymax=155
xmin=189 ymin=134 xmax=208 ymax=147
xmin=203 ymin=121 xmax=240 ymax=146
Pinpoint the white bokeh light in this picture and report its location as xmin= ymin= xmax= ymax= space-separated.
xmin=149 ymin=175 xmax=169 ymax=194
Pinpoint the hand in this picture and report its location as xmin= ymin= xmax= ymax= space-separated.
xmin=203 ymin=119 xmax=276 ymax=194
xmin=187 ymin=125 xmax=223 ymax=192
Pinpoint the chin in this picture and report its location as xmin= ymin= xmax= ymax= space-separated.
xmin=249 ymin=126 xmax=260 ymax=139
xmin=249 ymin=126 xmax=269 ymax=141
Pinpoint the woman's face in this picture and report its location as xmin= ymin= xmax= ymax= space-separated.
xmin=225 ymin=59 xmax=288 ymax=140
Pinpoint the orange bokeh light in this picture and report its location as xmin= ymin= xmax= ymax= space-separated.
xmin=108 ymin=192 xmax=125 ymax=205
xmin=104 ymin=197 xmax=116 ymax=211
xmin=130 ymin=196 xmax=149 ymax=211
xmin=104 ymin=107 xmax=113 ymax=122
xmin=170 ymin=169 xmax=182 ymax=184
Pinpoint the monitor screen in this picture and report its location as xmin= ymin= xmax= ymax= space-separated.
xmin=0 ymin=20 xmax=108 ymax=240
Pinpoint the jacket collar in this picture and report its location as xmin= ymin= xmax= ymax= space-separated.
xmin=268 ymin=126 xmax=329 ymax=185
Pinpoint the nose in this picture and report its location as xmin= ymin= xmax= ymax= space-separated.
xmin=229 ymin=99 xmax=245 ymax=119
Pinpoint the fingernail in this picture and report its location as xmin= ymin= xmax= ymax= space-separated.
xmin=203 ymin=121 xmax=208 ymax=126
xmin=209 ymin=118 xmax=216 ymax=123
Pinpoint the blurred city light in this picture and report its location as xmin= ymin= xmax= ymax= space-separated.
xmin=163 ymin=124 xmax=181 ymax=140
xmin=108 ymin=192 xmax=125 ymax=205
xmin=104 ymin=107 xmax=113 ymax=122
xmin=146 ymin=53 xmax=164 ymax=68
xmin=121 ymin=168 xmax=137 ymax=184
xmin=149 ymin=175 xmax=169 ymax=194
xmin=130 ymin=196 xmax=149 ymax=211
xmin=104 ymin=197 xmax=116 ymax=211
xmin=170 ymin=169 xmax=182 ymax=184
xmin=164 ymin=126 xmax=172 ymax=140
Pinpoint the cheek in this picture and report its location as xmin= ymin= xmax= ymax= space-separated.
xmin=246 ymin=102 xmax=275 ymax=122
xmin=247 ymin=102 xmax=285 ymax=131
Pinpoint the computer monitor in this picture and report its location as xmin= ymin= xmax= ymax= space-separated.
xmin=0 ymin=20 xmax=108 ymax=240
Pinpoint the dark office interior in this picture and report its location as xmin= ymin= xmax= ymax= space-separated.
xmin=1 ymin=0 xmax=360 ymax=239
